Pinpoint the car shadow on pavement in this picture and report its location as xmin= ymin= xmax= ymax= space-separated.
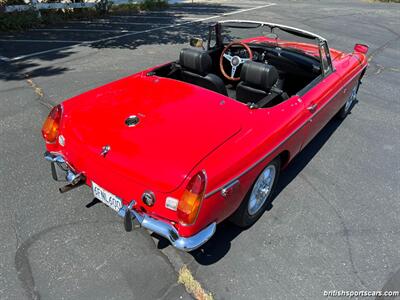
xmin=180 ymin=110 xmax=350 ymax=265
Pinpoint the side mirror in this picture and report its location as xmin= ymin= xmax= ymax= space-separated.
xmin=354 ymin=43 xmax=369 ymax=54
xmin=189 ymin=37 xmax=204 ymax=49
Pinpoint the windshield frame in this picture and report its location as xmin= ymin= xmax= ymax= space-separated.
xmin=212 ymin=20 xmax=327 ymax=45
xmin=208 ymin=20 xmax=333 ymax=77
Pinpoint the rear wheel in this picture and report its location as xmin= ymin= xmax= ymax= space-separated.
xmin=230 ymin=158 xmax=280 ymax=227
xmin=338 ymin=81 xmax=360 ymax=119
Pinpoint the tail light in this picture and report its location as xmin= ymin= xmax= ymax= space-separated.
xmin=177 ymin=171 xmax=207 ymax=225
xmin=354 ymin=44 xmax=369 ymax=54
xmin=42 ymin=104 xmax=62 ymax=143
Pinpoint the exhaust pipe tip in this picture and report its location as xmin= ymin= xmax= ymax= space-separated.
xmin=59 ymin=174 xmax=86 ymax=193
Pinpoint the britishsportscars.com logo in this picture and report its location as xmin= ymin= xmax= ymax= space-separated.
xmin=323 ymin=290 xmax=399 ymax=298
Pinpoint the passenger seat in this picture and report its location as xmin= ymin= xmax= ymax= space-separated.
xmin=236 ymin=61 xmax=287 ymax=106
xmin=179 ymin=48 xmax=228 ymax=96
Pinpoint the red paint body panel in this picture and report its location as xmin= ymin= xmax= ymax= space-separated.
xmin=44 ymin=38 xmax=368 ymax=238
xmin=60 ymin=73 xmax=247 ymax=193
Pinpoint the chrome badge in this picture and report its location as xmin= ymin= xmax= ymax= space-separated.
xmin=142 ymin=191 xmax=156 ymax=207
xmin=100 ymin=145 xmax=111 ymax=157
xmin=125 ymin=115 xmax=140 ymax=127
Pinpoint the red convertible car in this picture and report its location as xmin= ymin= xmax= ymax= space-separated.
xmin=42 ymin=20 xmax=368 ymax=251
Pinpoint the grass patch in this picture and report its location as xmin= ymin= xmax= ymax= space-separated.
xmin=178 ymin=265 xmax=213 ymax=300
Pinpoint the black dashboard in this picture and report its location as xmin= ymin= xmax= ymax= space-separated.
xmin=225 ymin=45 xmax=321 ymax=78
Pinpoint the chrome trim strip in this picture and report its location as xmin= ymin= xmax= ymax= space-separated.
xmin=221 ymin=179 xmax=239 ymax=197
xmin=205 ymin=67 xmax=366 ymax=199
xmin=218 ymin=20 xmax=326 ymax=41
xmin=118 ymin=206 xmax=216 ymax=252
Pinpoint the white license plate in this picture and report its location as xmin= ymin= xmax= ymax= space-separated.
xmin=92 ymin=182 xmax=122 ymax=212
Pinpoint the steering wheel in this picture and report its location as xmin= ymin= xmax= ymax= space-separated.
xmin=219 ymin=41 xmax=253 ymax=81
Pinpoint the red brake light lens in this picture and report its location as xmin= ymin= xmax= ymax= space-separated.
xmin=354 ymin=44 xmax=369 ymax=54
xmin=42 ymin=104 xmax=62 ymax=143
xmin=177 ymin=171 xmax=207 ymax=225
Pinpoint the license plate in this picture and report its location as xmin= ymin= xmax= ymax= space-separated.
xmin=92 ymin=182 xmax=122 ymax=212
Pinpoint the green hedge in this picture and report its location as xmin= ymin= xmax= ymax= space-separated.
xmin=110 ymin=0 xmax=168 ymax=14
xmin=0 ymin=9 xmax=103 ymax=31
xmin=0 ymin=10 xmax=41 ymax=31
xmin=0 ymin=0 xmax=25 ymax=5
xmin=0 ymin=0 xmax=169 ymax=32
xmin=139 ymin=0 xmax=168 ymax=10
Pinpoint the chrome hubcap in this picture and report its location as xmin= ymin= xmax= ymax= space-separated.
xmin=248 ymin=165 xmax=276 ymax=216
xmin=344 ymin=86 xmax=358 ymax=113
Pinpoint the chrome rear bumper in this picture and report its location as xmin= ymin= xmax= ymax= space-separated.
xmin=44 ymin=151 xmax=216 ymax=252
xmin=118 ymin=206 xmax=216 ymax=251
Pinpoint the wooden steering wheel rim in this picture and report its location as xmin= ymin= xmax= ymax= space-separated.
xmin=219 ymin=41 xmax=253 ymax=81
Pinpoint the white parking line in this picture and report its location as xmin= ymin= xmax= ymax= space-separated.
xmin=223 ymin=5 xmax=276 ymax=16
xmin=109 ymin=15 xmax=200 ymax=20
xmin=31 ymin=28 xmax=135 ymax=33
xmin=168 ymin=6 xmax=253 ymax=10
xmin=110 ymin=9 xmax=245 ymax=14
xmin=0 ymin=55 xmax=11 ymax=62
xmin=4 ymin=3 xmax=276 ymax=62
xmin=0 ymin=39 xmax=86 ymax=43
xmin=68 ymin=20 xmax=171 ymax=26
xmin=117 ymin=6 xmax=253 ymax=13
xmin=110 ymin=15 xmax=200 ymax=19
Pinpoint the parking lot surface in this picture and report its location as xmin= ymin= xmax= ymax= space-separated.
xmin=1 ymin=0 xmax=399 ymax=299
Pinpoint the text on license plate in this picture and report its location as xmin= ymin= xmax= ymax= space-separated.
xmin=92 ymin=182 xmax=122 ymax=212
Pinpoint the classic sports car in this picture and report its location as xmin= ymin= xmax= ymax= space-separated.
xmin=42 ymin=20 xmax=368 ymax=251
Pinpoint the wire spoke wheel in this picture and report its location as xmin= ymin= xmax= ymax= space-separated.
xmin=230 ymin=158 xmax=281 ymax=227
xmin=344 ymin=85 xmax=358 ymax=114
xmin=248 ymin=165 xmax=276 ymax=216
xmin=338 ymin=81 xmax=360 ymax=119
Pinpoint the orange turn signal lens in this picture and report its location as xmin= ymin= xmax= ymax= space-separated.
xmin=42 ymin=104 xmax=62 ymax=143
xmin=177 ymin=171 xmax=207 ymax=225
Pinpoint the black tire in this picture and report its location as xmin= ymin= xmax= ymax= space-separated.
xmin=337 ymin=80 xmax=360 ymax=119
xmin=230 ymin=158 xmax=281 ymax=228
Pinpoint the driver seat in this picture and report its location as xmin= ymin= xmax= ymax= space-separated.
xmin=236 ymin=61 xmax=286 ymax=106
xmin=179 ymin=48 xmax=228 ymax=96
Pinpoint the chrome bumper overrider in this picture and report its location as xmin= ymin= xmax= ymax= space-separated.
xmin=118 ymin=206 xmax=216 ymax=251
xmin=44 ymin=151 xmax=216 ymax=252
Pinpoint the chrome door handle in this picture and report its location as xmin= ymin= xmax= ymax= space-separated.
xmin=307 ymin=103 xmax=317 ymax=112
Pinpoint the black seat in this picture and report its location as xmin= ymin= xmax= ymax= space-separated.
xmin=236 ymin=61 xmax=285 ymax=105
xmin=179 ymin=48 xmax=228 ymax=96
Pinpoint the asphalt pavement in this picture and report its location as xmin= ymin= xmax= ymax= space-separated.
xmin=0 ymin=0 xmax=399 ymax=299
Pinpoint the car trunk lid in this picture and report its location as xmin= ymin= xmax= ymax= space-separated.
xmin=61 ymin=74 xmax=245 ymax=193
